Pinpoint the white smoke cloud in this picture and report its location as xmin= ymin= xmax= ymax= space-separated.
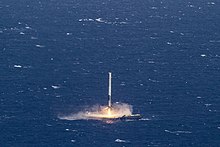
xmin=58 ymin=103 xmax=133 ymax=121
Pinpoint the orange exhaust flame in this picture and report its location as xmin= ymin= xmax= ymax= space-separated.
xmin=107 ymin=108 xmax=111 ymax=116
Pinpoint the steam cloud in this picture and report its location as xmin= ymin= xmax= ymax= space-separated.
xmin=58 ymin=103 xmax=133 ymax=120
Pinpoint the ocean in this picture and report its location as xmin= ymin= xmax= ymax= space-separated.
xmin=1 ymin=0 xmax=220 ymax=146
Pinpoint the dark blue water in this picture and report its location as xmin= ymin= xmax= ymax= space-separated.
xmin=1 ymin=0 xmax=220 ymax=146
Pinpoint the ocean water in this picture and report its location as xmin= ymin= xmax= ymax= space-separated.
xmin=1 ymin=0 xmax=220 ymax=146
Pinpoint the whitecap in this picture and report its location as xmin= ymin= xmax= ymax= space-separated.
xmin=66 ymin=32 xmax=72 ymax=35
xmin=79 ymin=18 xmax=94 ymax=22
xmin=95 ymin=18 xmax=105 ymax=23
xmin=115 ymin=139 xmax=129 ymax=143
xmin=165 ymin=129 xmax=192 ymax=135
xmin=205 ymin=104 xmax=212 ymax=107
xmin=207 ymin=2 xmax=215 ymax=5
xmin=188 ymin=4 xmax=194 ymax=8
xmin=14 ymin=65 xmax=22 ymax=68
xmin=151 ymin=7 xmax=158 ymax=9
xmin=87 ymin=18 xmax=94 ymax=21
xmin=120 ymin=82 xmax=126 ymax=86
xmin=36 ymin=44 xmax=45 ymax=48
xmin=51 ymin=85 xmax=60 ymax=89
xmin=25 ymin=26 xmax=31 ymax=29
xmin=201 ymin=54 xmax=206 ymax=57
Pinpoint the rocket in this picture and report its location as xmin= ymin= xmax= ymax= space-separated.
xmin=108 ymin=72 xmax=112 ymax=108
xmin=106 ymin=72 xmax=142 ymax=120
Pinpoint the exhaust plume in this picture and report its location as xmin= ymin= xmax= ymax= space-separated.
xmin=58 ymin=103 xmax=133 ymax=120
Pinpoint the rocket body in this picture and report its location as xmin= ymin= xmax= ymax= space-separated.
xmin=108 ymin=72 xmax=112 ymax=107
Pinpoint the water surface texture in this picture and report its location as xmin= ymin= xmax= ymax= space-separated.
xmin=1 ymin=0 xmax=220 ymax=146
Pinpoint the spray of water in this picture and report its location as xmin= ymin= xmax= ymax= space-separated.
xmin=58 ymin=103 xmax=132 ymax=120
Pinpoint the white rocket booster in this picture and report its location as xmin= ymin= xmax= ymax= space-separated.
xmin=108 ymin=72 xmax=112 ymax=108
